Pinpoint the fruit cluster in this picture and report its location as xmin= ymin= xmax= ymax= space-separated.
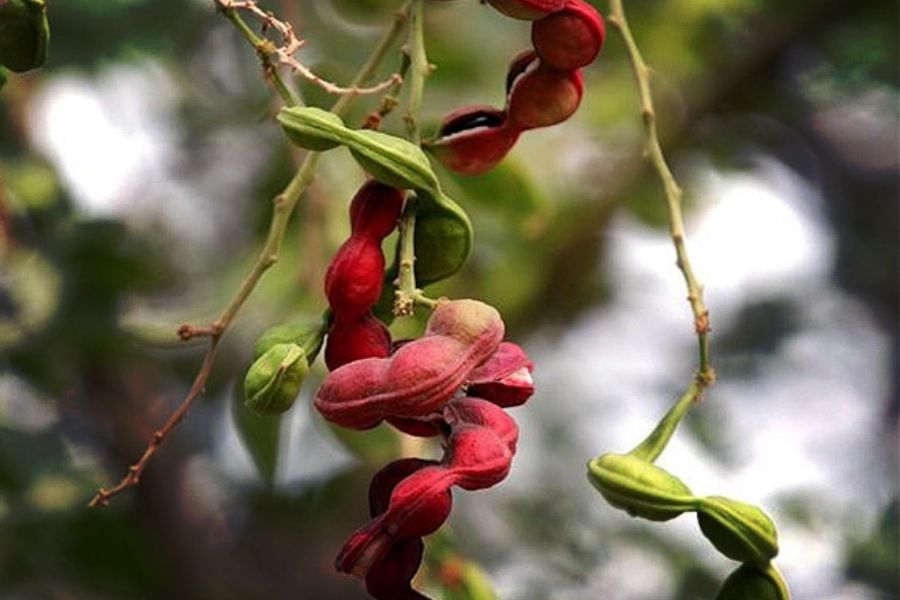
xmin=427 ymin=0 xmax=605 ymax=174
xmin=315 ymin=299 xmax=534 ymax=599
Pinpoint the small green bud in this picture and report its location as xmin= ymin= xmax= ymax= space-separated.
xmin=0 ymin=0 xmax=49 ymax=73
xmin=587 ymin=453 xmax=696 ymax=521
xmin=253 ymin=319 xmax=326 ymax=361
xmin=243 ymin=343 xmax=308 ymax=415
xmin=697 ymin=496 xmax=779 ymax=563
xmin=715 ymin=563 xmax=788 ymax=600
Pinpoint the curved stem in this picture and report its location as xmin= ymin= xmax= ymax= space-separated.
xmin=608 ymin=0 xmax=714 ymax=385
xmin=628 ymin=380 xmax=702 ymax=463
xmin=89 ymin=3 xmax=411 ymax=508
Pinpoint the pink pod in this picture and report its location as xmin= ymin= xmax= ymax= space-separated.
xmin=426 ymin=105 xmax=521 ymax=175
xmin=507 ymin=60 xmax=584 ymax=130
xmin=443 ymin=398 xmax=519 ymax=490
xmin=532 ymin=0 xmax=606 ymax=70
xmin=314 ymin=299 xmax=504 ymax=429
xmin=467 ymin=341 xmax=535 ymax=407
xmin=487 ymin=0 xmax=566 ymax=20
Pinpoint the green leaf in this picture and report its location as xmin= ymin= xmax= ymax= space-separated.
xmin=326 ymin=421 xmax=400 ymax=466
xmin=445 ymin=158 xmax=549 ymax=225
xmin=0 ymin=0 xmax=49 ymax=73
xmin=253 ymin=316 xmax=328 ymax=364
xmin=232 ymin=383 xmax=282 ymax=486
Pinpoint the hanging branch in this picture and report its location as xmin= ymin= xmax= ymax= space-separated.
xmin=88 ymin=3 xmax=412 ymax=508
xmin=608 ymin=0 xmax=714 ymax=388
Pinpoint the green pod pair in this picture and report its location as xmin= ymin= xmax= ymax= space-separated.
xmin=277 ymin=106 xmax=473 ymax=285
xmin=243 ymin=319 xmax=327 ymax=415
xmin=0 ymin=0 xmax=48 ymax=73
xmin=715 ymin=563 xmax=790 ymax=600
xmin=588 ymin=454 xmax=780 ymax=564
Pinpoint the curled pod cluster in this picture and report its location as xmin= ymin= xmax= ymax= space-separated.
xmin=335 ymin=397 xmax=519 ymax=600
xmin=314 ymin=299 xmax=535 ymax=598
xmin=323 ymin=181 xmax=404 ymax=370
xmin=427 ymin=0 xmax=605 ymax=175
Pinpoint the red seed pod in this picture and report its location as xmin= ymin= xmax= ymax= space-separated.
xmin=324 ymin=312 xmax=391 ymax=371
xmin=467 ymin=341 xmax=535 ymax=407
xmin=387 ymin=415 xmax=445 ymax=438
xmin=349 ymin=180 xmax=406 ymax=239
xmin=364 ymin=539 xmax=428 ymax=600
xmin=486 ymin=0 xmax=566 ymax=20
xmin=314 ymin=299 xmax=504 ymax=429
xmin=506 ymin=49 xmax=540 ymax=96
xmin=443 ymin=397 xmax=519 ymax=490
xmin=336 ymin=465 xmax=453 ymax=578
xmin=444 ymin=396 xmax=519 ymax=452
xmin=531 ymin=0 xmax=606 ymax=70
xmin=426 ymin=105 xmax=521 ymax=175
xmin=325 ymin=181 xmax=404 ymax=319
xmin=507 ymin=60 xmax=584 ymax=130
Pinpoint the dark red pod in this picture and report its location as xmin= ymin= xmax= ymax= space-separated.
xmin=426 ymin=105 xmax=521 ymax=175
xmin=487 ymin=0 xmax=566 ymax=20
xmin=325 ymin=181 xmax=404 ymax=319
xmin=324 ymin=312 xmax=391 ymax=371
xmin=467 ymin=341 xmax=535 ymax=407
xmin=336 ymin=464 xmax=453 ymax=579
xmin=531 ymin=0 xmax=606 ymax=70
xmin=507 ymin=60 xmax=584 ymax=130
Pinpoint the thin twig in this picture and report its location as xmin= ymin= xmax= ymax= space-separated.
xmin=88 ymin=3 xmax=412 ymax=508
xmin=608 ymin=0 xmax=714 ymax=386
xmin=393 ymin=0 xmax=436 ymax=316
xmin=216 ymin=0 xmax=402 ymax=98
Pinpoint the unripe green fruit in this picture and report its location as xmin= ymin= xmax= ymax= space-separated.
xmin=587 ymin=453 xmax=696 ymax=521
xmin=0 ymin=0 xmax=49 ymax=73
xmin=244 ymin=343 xmax=309 ymax=415
xmin=697 ymin=496 xmax=779 ymax=563
xmin=253 ymin=319 xmax=325 ymax=361
xmin=715 ymin=563 xmax=787 ymax=600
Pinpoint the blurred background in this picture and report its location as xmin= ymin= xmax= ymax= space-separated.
xmin=0 ymin=0 xmax=897 ymax=598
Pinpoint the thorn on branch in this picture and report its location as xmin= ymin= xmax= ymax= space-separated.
xmin=177 ymin=323 xmax=221 ymax=341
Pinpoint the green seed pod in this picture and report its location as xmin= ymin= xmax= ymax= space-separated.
xmin=276 ymin=106 xmax=344 ymax=151
xmin=697 ymin=496 xmax=779 ymax=563
xmin=414 ymin=200 xmax=473 ymax=286
xmin=253 ymin=319 xmax=326 ymax=363
xmin=277 ymin=106 xmax=475 ymax=287
xmin=587 ymin=453 xmax=696 ymax=521
xmin=714 ymin=563 xmax=788 ymax=600
xmin=0 ymin=0 xmax=49 ymax=73
xmin=243 ymin=343 xmax=309 ymax=415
